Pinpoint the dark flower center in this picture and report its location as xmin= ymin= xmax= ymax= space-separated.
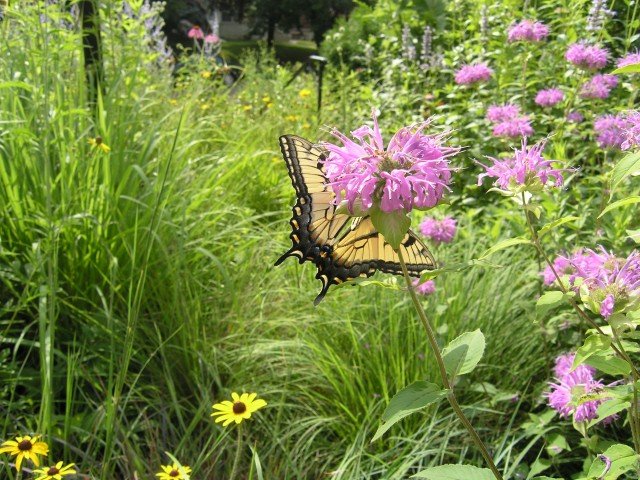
xmin=233 ymin=401 xmax=247 ymax=414
xmin=47 ymin=467 xmax=60 ymax=475
xmin=169 ymin=469 xmax=180 ymax=477
xmin=17 ymin=440 xmax=32 ymax=451
xmin=94 ymin=136 xmax=103 ymax=145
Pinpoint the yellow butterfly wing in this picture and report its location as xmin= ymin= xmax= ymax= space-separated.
xmin=276 ymin=134 xmax=436 ymax=305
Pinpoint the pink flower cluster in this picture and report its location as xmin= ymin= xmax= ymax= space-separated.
xmin=565 ymin=42 xmax=609 ymax=70
xmin=535 ymin=88 xmax=564 ymax=107
xmin=413 ymin=278 xmax=436 ymax=295
xmin=594 ymin=113 xmax=628 ymax=149
xmin=188 ymin=26 xmax=220 ymax=43
xmin=567 ymin=111 xmax=584 ymax=123
xmin=322 ymin=111 xmax=456 ymax=214
xmin=477 ymin=140 xmax=566 ymax=192
xmin=548 ymin=353 xmax=611 ymax=423
xmin=507 ymin=19 xmax=549 ymax=43
xmin=419 ymin=216 xmax=457 ymax=245
xmin=617 ymin=51 xmax=640 ymax=69
xmin=454 ymin=63 xmax=493 ymax=85
xmin=622 ymin=110 xmax=640 ymax=150
xmin=485 ymin=104 xmax=533 ymax=138
xmin=580 ymin=74 xmax=618 ymax=99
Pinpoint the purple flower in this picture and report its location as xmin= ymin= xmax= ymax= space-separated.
xmin=567 ymin=111 xmax=584 ymax=123
xmin=535 ymin=88 xmax=564 ymax=107
xmin=486 ymin=104 xmax=521 ymax=123
xmin=548 ymin=353 xmax=607 ymax=422
xmin=322 ymin=111 xmax=457 ymax=214
xmin=617 ymin=51 xmax=640 ymax=69
xmin=580 ymin=74 xmax=618 ymax=99
xmin=188 ymin=25 xmax=204 ymax=39
xmin=594 ymin=114 xmax=628 ymax=149
xmin=477 ymin=140 xmax=566 ymax=193
xmin=491 ymin=117 xmax=534 ymax=138
xmin=553 ymin=353 xmax=595 ymax=379
xmin=600 ymin=294 xmax=615 ymax=318
xmin=621 ymin=110 xmax=640 ymax=150
xmin=413 ymin=278 xmax=436 ymax=295
xmin=565 ymin=42 xmax=609 ymax=70
xmin=454 ymin=63 xmax=493 ymax=85
xmin=542 ymin=255 xmax=574 ymax=286
xmin=419 ymin=216 xmax=457 ymax=245
xmin=507 ymin=19 xmax=550 ymax=42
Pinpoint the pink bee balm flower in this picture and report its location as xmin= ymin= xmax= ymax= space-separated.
xmin=594 ymin=114 xmax=628 ymax=149
xmin=542 ymin=255 xmax=574 ymax=286
xmin=454 ymin=63 xmax=493 ymax=85
xmin=616 ymin=51 xmax=640 ymax=69
xmin=548 ymin=353 xmax=608 ymax=423
xmin=187 ymin=25 xmax=204 ymax=39
xmin=580 ymin=74 xmax=618 ymax=99
xmin=567 ymin=111 xmax=584 ymax=123
xmin=600 ymin=294 xmax=615 ymax=318
xmin=507 ymin=19 xmax=549 ymax=42
xmin=565 ymin=42 xmax=609 ymax=70
xmin=486 ymin=104 xmax=520 ymax=123
xmin=419 ymin=216 xmax=457 ymax=245
xmin=204 ymin=33 xmax=220 ymax=43
xmin=535 ymin=88 xmax=564 ymax=107
xmin=477 ymin=140 xmax=567 ymax=193
xmin=491 ymin=117 xmax=534 ymax=138
xmin=621 ymin=110 xmax=640 ymax=150
xmin=412 ymin=278 xmax=436 ymax=295
xmin=322 ymin=111 xmax=457 ymax=214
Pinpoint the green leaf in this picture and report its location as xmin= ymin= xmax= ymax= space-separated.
xmin=370 ymin=206 xmax=410 ymax=251
xmin=572 ymin=334 xmax=611 ymax=370
xmin=587 ymin=444 xmax=639 ymax=479
xmin=598 ymin=196 xmax=640 ymax=218
xmin=610 ymin=151 xmax=640 ymax=191
xmin=545 ymin=433 xmax=569 ymax=457
xmin=418 ymin=259 xmax=499 ymax=282
xmin=412 ymin=464 xmax=496 ymax=479
xmin=585 ymin=354 xmax=631 ymax=376
xmin=612 ymin=62 xmax=640 ymax=74
xmin=587 ymin=398 xmax=631 ymax=429
xmin=371 ymin=381 xmax=447 ymax=442
xmin=477 ymin=237 xmax=531 ymax=261
xmin=527 ymin=458 xmax=552 ymax=478
xmin=538 ymin=216 xmax=579 ymax=238
xmin=442 ymin=330 xmax=485 ymax=378
xmin=536 ymin=291 xmax=565 ymax=319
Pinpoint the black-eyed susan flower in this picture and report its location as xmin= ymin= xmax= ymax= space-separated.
xmin=33 ymin=461 xmax=76 ymax=479
xmin=156 ymin=463 xmax=192 ymax=479
xmin=211 ymin=392 xmax=267 ymax=427
xmin=88 ymin=136 xmax=111 ymax=153
xmin=0 ymin=435 xmax=49 ymax=471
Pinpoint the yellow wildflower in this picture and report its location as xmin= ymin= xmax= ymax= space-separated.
xmin=88 ymin=136 xmax=110 ymax=153
xmin=299 ymin=88 xmax=312 ymax=98
xmin=156 ymin=463 xmax=192 ymax=480
xmin=0 ymin=435 xmax=49 ymax=471
xmin=33 ymin=461 xmax=76 ymax=480
xmin=211 ymin=392 xmax=267 ymax=427
xmin=242 ymin=105 xmax=252 ymax=111
xmin=262 ymin=96 xmax=271 ymax=103
xmin=285 ymin=115 xmax=298 ymax=122
xmin=200 ymin=71 xmax=212 ymax=79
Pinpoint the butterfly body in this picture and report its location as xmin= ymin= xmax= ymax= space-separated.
xmin=276 ymin=134 xmax=436 ymax=305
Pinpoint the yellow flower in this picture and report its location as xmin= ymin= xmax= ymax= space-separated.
xmin=242 ymin=105 xmax=252 ymax=111
xmin=200 ymin=103 xmax=210 ymax=111
xmin=156 ymin=463 xmax=192 ymax=480
xmin=33 ymin=461 xmax=76 ymax=480
xmin=299 ymin=88 xmax=312 ymax=98
xmin=265 ymin=102 xmax=274 ymax=109
xmin=88 ymin=136 xmax=110 ymax=153
xmin=0 ymin=435 xmax=49 ymax=471
xmin=262 ymin=96 xmax=271 ymax=103
xmin=285 ymin=115 xmax=298 ymax=122
xmin=200 ymin=71 xmax=212 ymax=79
xmin=211 ymin=392 xmax=267 ymax=427
xmin=169 ymin=99 xmax=178 ymax=106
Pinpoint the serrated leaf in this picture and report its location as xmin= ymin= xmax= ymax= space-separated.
xmin=587 ymin=444 xmax=639 ymax=479
xmin=442 ymin=329 xmax=485 ymax=378
xmin=538 ymin=216 xmax=578 ymax=238
xmin=598 ymin=196 xmax=640 ymax=218
xmin=610 ymin=151 xmax=640 ymax=191
xmin=536 ymin=291 xmax=565 ymax=319
xmin=477 ymin=237 xmax=531 ymax=260
xmin=412 ymin=464 xmax=496 ymax=479
xmin=371 ymin=206 xmax=410 ymax=251
xmin=585 ymin=354 xmax=631 ymax=376
xmin=612 ymin=63 xmax=640 ymax=74
xmin=572 ymin=334 xmax=611 ymax=370
xmin=587 ymin=398 xmax=631 ymax=429
xmin=371 ymin=381 xmax=447 ymax=442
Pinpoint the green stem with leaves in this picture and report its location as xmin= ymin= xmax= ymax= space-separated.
xmin=397 ymin=249 xmax=504 ymax=480
xmin=229 ymin=423 xmax=244 ymax=479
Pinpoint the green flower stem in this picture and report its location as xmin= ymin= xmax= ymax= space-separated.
xmin=397 ymin=249 xmax=504 ymax=480
xmin=611 ymin=328 xmax=640 ymax=453
xmin=229 ymin=423 xmax=244 ymax=479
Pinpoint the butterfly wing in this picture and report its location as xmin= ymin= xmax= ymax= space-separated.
xmin=276 ymin=134 xmax=437 ymax=305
